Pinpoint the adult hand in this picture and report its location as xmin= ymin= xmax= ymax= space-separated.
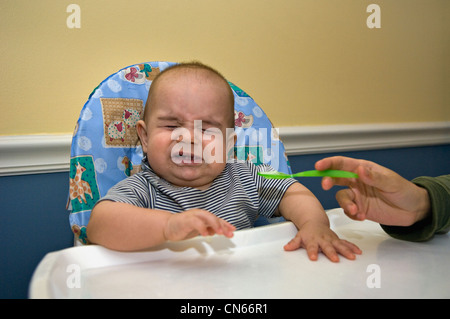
xmin=315 ymin=156 xmax=430 ymax=226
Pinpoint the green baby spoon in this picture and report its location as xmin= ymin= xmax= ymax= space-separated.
xmin=257 ymin=169 xmax=358 ymax=179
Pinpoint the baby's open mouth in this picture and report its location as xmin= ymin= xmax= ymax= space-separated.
xmin=172 ymin=149 xmax=203 ymax=164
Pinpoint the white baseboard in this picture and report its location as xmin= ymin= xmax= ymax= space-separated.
xmin=1 ymin=122 xmax=449 ymax=176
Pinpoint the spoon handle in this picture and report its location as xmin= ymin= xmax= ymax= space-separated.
xmin=257 ymin=170 xmax=358 ymax=179
xmin=293 ymin=170 xmax=358 ymax=178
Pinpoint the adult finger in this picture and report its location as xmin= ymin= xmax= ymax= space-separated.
xmin=315 ymin=156 xmax=361 ymax=172
xmin=321 ymin=175 xmax=357 ymax=190
xmin=321 ymin=176 xmax=335 ymax=191
xmin=316 ymin=157 xmax=364 ymax=190
xmin=336 ymin=189 xmax=364 ymax=221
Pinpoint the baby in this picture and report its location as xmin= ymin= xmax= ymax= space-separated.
xmin=87 ymin=62 xmax=361 ymax=262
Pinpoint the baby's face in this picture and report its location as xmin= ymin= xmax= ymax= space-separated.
xmin=137 ymin=72 xmax=234 ymax=190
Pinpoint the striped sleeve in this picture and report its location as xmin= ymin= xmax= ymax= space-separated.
xmin=96 ymin=173 xmax=153 ymax=208
xmin=251 ymin=163 xmax=298 ymax=218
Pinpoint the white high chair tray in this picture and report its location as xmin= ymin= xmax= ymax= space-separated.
xmin=30 ymin=208 xmax=450 ymax=299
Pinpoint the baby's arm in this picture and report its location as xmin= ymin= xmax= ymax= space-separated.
xmin=87 ymin=201 xmax=235 ymax=251
xmin=279 ymin=183 xmax=361 ymax=262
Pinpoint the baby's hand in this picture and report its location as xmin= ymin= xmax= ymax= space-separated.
xmin=164 ymin=209 xmax=236 ymax=242
xmin=283 ymin=221 xmax=362 ymax=262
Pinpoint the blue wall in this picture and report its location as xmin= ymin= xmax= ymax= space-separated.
xmin=1 ymin=144 xmax=449 ymax=298
xmin=0 ymin=172 xmax=73 ymax=299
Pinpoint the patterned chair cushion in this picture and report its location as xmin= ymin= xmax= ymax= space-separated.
xmin=67 ymin=61 xmax=291 ymax=244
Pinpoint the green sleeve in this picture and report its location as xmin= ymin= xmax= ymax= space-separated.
xmin=380 ymin=175 xmax=450 ymax=242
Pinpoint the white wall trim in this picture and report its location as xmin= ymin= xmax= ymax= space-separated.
xmin=280 ymin=121 xmax=450 ymax=155
xmin=1 ymin=122 xmax=449 ymax=176
xmin=0 ymin=134 xmax=73 ymax=176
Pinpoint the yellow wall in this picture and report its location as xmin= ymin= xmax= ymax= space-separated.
xmin=1 ymin=0 xmax=449 ymax=135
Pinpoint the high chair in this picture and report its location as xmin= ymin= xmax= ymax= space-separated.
xmin=67 ymin=61 xmax=292 ymax=245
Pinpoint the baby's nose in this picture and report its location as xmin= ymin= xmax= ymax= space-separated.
xmin=172 ymin=126 xmax=202 ymax=144
xmin=190 ymin=121 xmax=204 ymax=144
xmin=192 ymin=128 xmax=203 ymax=144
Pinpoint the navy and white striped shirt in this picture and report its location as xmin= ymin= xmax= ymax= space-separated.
xmin=99 ymin=159 xmax=297 ymax=229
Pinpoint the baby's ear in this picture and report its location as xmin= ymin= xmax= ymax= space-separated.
xmin=136 ymin=120 xmax=149 ymax=153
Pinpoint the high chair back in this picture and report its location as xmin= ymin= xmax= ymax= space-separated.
xmin=67 ymin=61 xmax=291 ymax=244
